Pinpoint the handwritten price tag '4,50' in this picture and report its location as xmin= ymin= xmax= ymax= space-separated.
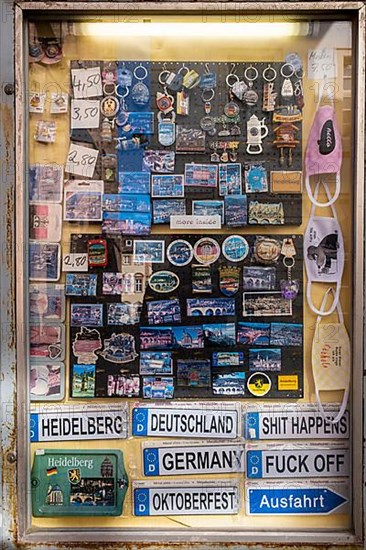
xmin=62 ymin=253 xmax=88 ymax=272
xmin=307 ymin=48 xmax=337 ymax=80
xmin=65 ymin=143 xmax=99 ymax=178
xmin=71 ymin=100 xmax=100 ymax=129
xmin=71 ymin=67 xmax=102 ymax=99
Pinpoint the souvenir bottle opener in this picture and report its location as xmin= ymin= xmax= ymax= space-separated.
xmin=156 ymin=88 xmax=174 ymax=114
xmin=246 ymin=114 xmax=268 ymax=154
xmin=280 ymin=62 xmax=295 ymax=98
xmin=262 ymin=64 xmax=277 ymax=112
xmin=280 ymin=237 xmax=299 ymax=300
xmin=158 ymin=111 xmax=176 ymax=146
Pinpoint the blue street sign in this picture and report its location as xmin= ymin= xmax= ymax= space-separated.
xmin=247 ymin=487 xmax=348 ymax=515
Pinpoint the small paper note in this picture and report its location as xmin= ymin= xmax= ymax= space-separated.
xmin=65 ymin=143 xmax=98 ymax=178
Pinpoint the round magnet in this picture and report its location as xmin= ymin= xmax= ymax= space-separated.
xmin=193 ymin=238 xmax=220 ymax=265
xmin=224 ymin=101 xmax=240 ymax=118
xmin=247 ymin=372 xmax=271 ymax=397
xmin=101 ymin=96 xmax=119 ymax=118
xmin=254 ymin=237 xmax=281 ymax=264
xmin=222 ymin=235 xmax=249 ymax=262
xmin=167 ymin=240 xmax=193 ymax=267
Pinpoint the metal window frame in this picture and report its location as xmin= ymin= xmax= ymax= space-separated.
xmin=5 ymin=1 xmax=364 ymax=546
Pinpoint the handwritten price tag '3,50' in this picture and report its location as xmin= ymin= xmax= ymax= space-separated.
xmin=71 ymin=100 xmax=100 ymax=129
xmin=65 ymin=143 xmax=99 ymax=178
xmin=71 ymin=67 xmax=103 ymax=99
xmin=62 ymin=253 xmax=88 ymax=272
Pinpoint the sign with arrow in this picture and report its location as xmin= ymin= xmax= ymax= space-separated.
xmin=246 ymin=480 xmax=349 ymax=515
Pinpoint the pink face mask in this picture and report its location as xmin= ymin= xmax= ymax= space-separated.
xmin=305 ymin=83 xmax=342 ymax=207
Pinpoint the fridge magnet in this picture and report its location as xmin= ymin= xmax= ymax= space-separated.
xmin=35 ymin=120 xmax=56 ymax=143
xmin=139 ymin=352 xmax=173 ymax=375
xmin=248 ymin=348 xmax=282 ymax=372
xmin=30 ymin=324 xmax=65 ymax=361
xmin=70 ymin=304 xmax=103 ymax=327
xmin=29 ymin=163 xmax=63 ymax=203
xmin=143 ymin=377 xmax=174 ymax=399
xmin=177 ymin=359 xmax=211 ymax=388
xmin=50 ymin=92 xmax=68 ymax=114
xmin=30 ymin=363 xmax=65 ymax=401
xmin=29 ymin=203 xmax=63 ymax=242
xmin=29 ymin=92 xmax=46 ymax=113
xmin=100 ymin=332 xmax=138 ymax=363
xmin=102 ymin=273 xmax=124 ymax=295
xmin=151 ymin=175 xmax=184 ymax=198
xmin=218 ymin=265 xmax=240 ymax=296
xmin=253 ymin=237 xmax=282 ymax=264
xmin=133 ymin=240 xmax=165 ymax=264
xmin=172 ymin=326 xmax=205 ymax=349
xmin=142 ymin=150 xmax=175 ymax=173
xmin=107 ymin=375 xmax=140 ymax=397
xmin=72 ymin=327 xmax=102 ymax=364
xmin=244 ymin=163 xmax=268 ymax=193
xmin=184 ymin=164 xmax=218 ymax=187
xmin=29 ymin=242 xmax=61 ymax=282
xmin=270 ymin=322 xmax=303 ymax=346
xmin=222 ymin=235 xmax=249 ymax=262
xmin=167 ymin=239 xmax=193 ymax=267
xmin=88 ymin=239 xmax=108 ymax=267
xmin=147 ymin=299 xmax=181 ymax=325
xmin=243 ymin=266 xmax=276 ymax=291
xmin=102 ymin=212 xmax=152 ymax=235
xmin=218 ymin=163 xmax=242 ymax=195
xmin=212 ymin=372 xmax=245 ymax=396
xmin=148 ymin=271 xmax=180 ymax=294
xmin=192 ymin=200 xmax=224 ymax=223
xmin=192 ymin=264 xmax=213 ymax=294
xmin=246 ymin=372 xmax=272 ymax=397
xmin=203 ymin=323 xmax=236 ymax=347
xmin=107 ymin=303 xmax=141 ymax=325
xmin=242 ymin=292 xmax=293 ymax=317
xmin=102 ymin=194 xmax=151 ymax=213
xmin=118 ymin=172 xmax=150 ymax=194
xmin=140 ymin=327 xmax=175 ymax=350
xmin=186 ymin=298 xmax=235 ymax=317
xmin=71 ymin=364 xmax=96 ymax=398
xmin=176 ymin=126 xmax=206 ymax=152
xmin=65 ymin=274 xmax=97 ymax=297
xmin=212 ymin=352 xmax=244 ymax=367
xmin=153 ymin=199 xmax=186 ymax=224
xmin=29 ymin=283 xmax=65 ymax=322
xmin=64 ymin=180 xmax=103 ymax=222
xmin=237 ymin=322 xmax=270 ymax=345
xmin=270 ymin=171 xmax=302 ymax=193
xmin=224 ymin=195 xmax=247 ymax=227
xmin=248 ymin=201 xmax=285 ymax=225
xmin=193 ymin=238 xmax=220 ymax=265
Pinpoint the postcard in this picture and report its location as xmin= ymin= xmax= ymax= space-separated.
xmin=192 ymin=200 xmax=224 ymax=223
xmin=142 ymin=377 xmax=174 ymax=399
xmin=237 ymin=322 xmax=271 ymax=345
xmin=133 ymin=240 xmax=165 ymax=263
xmin=249 ymin=348 xmax=282 ymax=372
xmin=106 ymin=374 xmax=140 ymax=398
xmin=192 ymin=264 xmax=212 ymax=294
xmin=203 ymin=323 xmax=236 ymax=347
xmin=218 ymin=163 xmax=242 ymax=195
xmin=118 ymin=172 xmax=150 ymax=194
xmin=212 ymin=372 xmax=245 ymax=396
xmin=29 ymin=283 xmax=65 ymax=322
xmin=71 ymin=364 xmax=96 ymax=398
xmin=64 ymin=180 xmax=104 ymax=221
xmin=270 ymin=322 xmax=303 ymax=346
xmin=140 ymin=327 xmax=175 ymax=350
xmin=30 ymin=324 xmax=65 ymax=361
xmin=224 ymin=195 xmax=247 ymax=227
xmin=29 ymin=164 xmax=63 ymax=203
xmin=243 ymin=266 xmax=276 ymax=291
xmin=245 ymin=163 xmax=268 ymax=193
xmin=30 ymin=362 xmax=65 ymax=401
xmin=151 ymin=174 xmax=184 ymax=198
xmin=139 ymin=351 xmax=173 ymax=375
xmin=102 ymin=194 xmax=151 ymax=213
xmin=177 ymin=359 xmax=211 ymax=388
xmin=243 ymin=292 xmax=292 ymax=317
xmin=102 ymin=212 xmax=151 ymax=235
xmin=65 ymin=273 xmax=97 ymax=297
xmin=147 ymin=299 xmax=181 ymax=325
xmin=103 ymin=272 xmax=124 ymax=295
xmin=70 ymin=304 xmax=103 ymax=327
xmin=107 ymin=303 xmax=141 ymax=325
xmin=29 ymin=203 xmax=62 ymax=242
xmin=142 ymin=150 xmax=175 ymax=173
xmin=172 ymin=326 xmax=204 ymax=349
xmin=212 ymin=352 xmax=244 ymax=367
xmin=186 ymin=298 xmax=235 ymax=317
xmin=184 ymin=164 xmax=218 ymax=187
xmin=153 ymin=199 xmax=186 ymax=224
xmin=29 ymin=242 xmax=61 ymax=282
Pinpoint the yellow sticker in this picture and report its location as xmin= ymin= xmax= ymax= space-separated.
xmin=247 ymin=372 xmax=271 ymax=397
xmin=278 ymin=375 xmax=298 ymax=391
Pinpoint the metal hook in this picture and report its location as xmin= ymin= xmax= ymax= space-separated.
xmin=230 ymin=63 xmax=236 ymax=75
xmin=205 ymin=63 xmax=210 ymax=73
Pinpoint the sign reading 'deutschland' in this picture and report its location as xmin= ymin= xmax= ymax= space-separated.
xmin=30 ymin=405 xmax=128 ymax=442
xmin=133 ymin=481 xmax=239 ymax=516
xmin=246 ymin=443 xmax=349 ymax=479
xmin=244 ymin=407 xmax=349 ymax=440
xmin=133 ymin=405 xmax=239 ymax=439
xmin=246 ymin=480 xmax=349 ymax=516
xmin=143 ymin=443 xmax=245 ymax=476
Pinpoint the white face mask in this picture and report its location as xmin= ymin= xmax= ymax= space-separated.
xmin=312 ymin=288 xmax=350 ymax=425
xmin=304 ymin=181 xmax=344 ymax=316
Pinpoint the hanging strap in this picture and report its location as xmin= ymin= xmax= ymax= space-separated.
xmin=306 ymin=181 xmax=342 ymax=316
xmin=305 ymin=78 xmax=340 ymax=208
xmin=312 ymin=288 xmax=350 ymax=425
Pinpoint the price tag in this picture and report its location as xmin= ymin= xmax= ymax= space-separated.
xmin=71 ymin=67 xmax=102 ymax=99
xmin=65 ymin=143 xmax=99 ymax=178
xmin=71 ymin=99 xmax=100 ymax=129
xmin=307 ymin=48 xmax=337 ymax=80
xmin=62 ymin=253 xmax=88 ymax=272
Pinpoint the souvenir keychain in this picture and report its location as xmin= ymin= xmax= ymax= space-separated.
xmin=131 ymin=64 xmax=149 ymax=106
xmin=243 ymin=65 xmax=259 ymax=106
xmin=182 ymin=64 xmax=201 ymax=89
xmin=102 ymin=62 xmax=117 ymax=96
xmin=115 ymin=85 xmax=129 ymax=127
xmin=280 ymin=62 xmax=295 ymax=99
xmin=227 ymin=63 xmax=248 ymax=103
xmin=262 ymin=64 xmax=277 ymax=112
xmin=158 ymin=111 xmax=176 ymax=146
xmin=200 ymin=64 xmax=217 ymax=136
xmin=157 ymin=65 xmax=175 ymax=114
xmin=294 ymin=67 xmax=305 ymax=109
xmin=280 ymin=237 xmax=299 ymax=300
xmin=161 ymin=62 xmax=184 ymax=92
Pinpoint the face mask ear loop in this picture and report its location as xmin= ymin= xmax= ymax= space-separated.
xmin=312 ymin=288 xmax=350 ymax=424
xmin=307 ymin=280 xmax=340 ymax=316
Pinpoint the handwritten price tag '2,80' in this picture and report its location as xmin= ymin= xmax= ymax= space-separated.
xmin=71 ymin=100 xmax=100 ymax=129
xmin=71 ymin=67 xmax=103 ymax=99
xmin=62 ymin=253 xmax=88 ymax=272
xmin=65 ymin=143 xmax=99 ymax=178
